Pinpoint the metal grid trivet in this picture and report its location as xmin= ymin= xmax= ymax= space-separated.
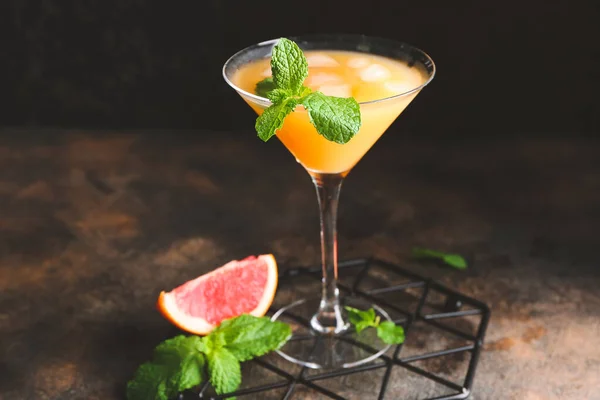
xmin=186 ymin=258 xmax=490 ymax=400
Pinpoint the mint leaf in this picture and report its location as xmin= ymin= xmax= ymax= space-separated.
xmin=302 ymin=92 xmax=361 ymax=144
xmin=207 ymin=347 xmax=241 ymax=395
xmin=127 ymin=336 xmax=205 ymax=400
xmin=442 ymin=254 xmax=468 ymax=269
xmin=412 ymin=247 xmax=468 ymax=270
xmin=167 ymin=358 xmax=203 ymax=395
xmin=255 ymin=98 xmax=297 ymax=141
xmin=214 ymin=314 xmax=291 ymax=362
xmin=376 ymin=321 xmax=405 ymax=345
xmin=255 ymin=77 xmax=275 ymax=98
xmin=154 ymin=336 xmax=205 ymax=391
xmin=271 ymin=38 xmax=308 ymax=95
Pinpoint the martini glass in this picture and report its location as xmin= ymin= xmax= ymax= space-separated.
xmin=223 ymin=35 xmax=435 ymax=369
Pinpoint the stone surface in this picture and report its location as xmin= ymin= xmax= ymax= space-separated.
xmin=0 ymin=130 xmax=599 ymax=399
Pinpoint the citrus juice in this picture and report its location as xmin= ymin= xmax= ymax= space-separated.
xmin=232 ymin=50 xmax=427 ymax=174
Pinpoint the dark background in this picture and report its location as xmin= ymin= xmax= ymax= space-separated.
xmin=1 ymin=0 xmax=598 ymax=136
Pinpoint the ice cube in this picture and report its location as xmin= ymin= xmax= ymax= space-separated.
xmin=316 ymin=84 xmax=352 ymax=98
xmin=306 ymin=53 xmax=339 ymax=67
xmin=347 ymin=57 xmax=371 ymax=69
xmin=305 ymin=72 xmax=344 ymax=87
xmin=384 ymin=80 xmax=416 ymax=94
xmin=359 ymin=64 xmax=391 ymax=82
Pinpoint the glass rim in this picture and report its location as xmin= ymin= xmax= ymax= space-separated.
xmin=222 ymin=34 xmax=436 ymax=106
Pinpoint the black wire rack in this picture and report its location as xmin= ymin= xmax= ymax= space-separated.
xmin=187 ymin=258 xmax=490 ymax=400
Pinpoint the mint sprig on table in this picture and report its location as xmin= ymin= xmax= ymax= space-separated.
xmin=254 ymin=38 xmax=361 ymax=144
xmin=412 ymin=247 xmax=468 ymax=270
xmin=345 ymin=306 xmax=405 ymax=345
xmin=127 ymin=314 xmax=291 ymax=400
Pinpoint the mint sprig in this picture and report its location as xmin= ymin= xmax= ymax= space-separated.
xmin=345 ymin=306 xmax=405 ymax=345
xmin=302 ymin=92 xmax=362 ymax=144
xmin=412 ymin=247 xmax=468 ymax=270
xmin=127 ymin=315 xmax=291 ymax=400
xmin=254 ymin=38 xmax=361 ymax=144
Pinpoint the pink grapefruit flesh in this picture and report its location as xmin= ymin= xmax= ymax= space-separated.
xmin=157 ymin=254 xmax=278 ymax=335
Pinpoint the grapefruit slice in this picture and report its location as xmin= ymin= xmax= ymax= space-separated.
xmin=157 ymin=254 xmax=278 ymax=335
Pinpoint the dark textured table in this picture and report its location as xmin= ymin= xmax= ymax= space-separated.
xmin=1 ymin=130 xmax=599 ymax=399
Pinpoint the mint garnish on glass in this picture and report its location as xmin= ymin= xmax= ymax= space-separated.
xmin=254 ymin=38 xmax=361 ymax=144
xmin=344 ymin=306 xmax=405 ymax=345
xmin=127 ymin=314 xmax=291 ymax=400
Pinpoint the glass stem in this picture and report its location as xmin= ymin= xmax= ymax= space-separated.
xmin=310 ymin=172 xmax=348 ymax=334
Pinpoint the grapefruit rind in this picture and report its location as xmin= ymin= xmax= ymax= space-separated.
xmin=157 ymin=254 xmax=278 ymax=335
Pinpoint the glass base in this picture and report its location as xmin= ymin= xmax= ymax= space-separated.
xmin=271 ymin=297 xmax=392 ymax=369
